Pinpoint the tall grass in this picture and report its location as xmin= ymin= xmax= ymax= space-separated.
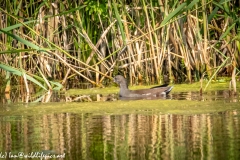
xmin=0 ymin=0 xmax=239 ymax=91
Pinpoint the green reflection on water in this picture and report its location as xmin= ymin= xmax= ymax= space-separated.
xmin=0 ymin=109 xmax=240 ymax=160
xmin=0 ymin=81 xmax=239 ymax=160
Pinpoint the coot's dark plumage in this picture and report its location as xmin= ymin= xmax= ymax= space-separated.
xmin=113 ymin=75 xmax=173 ymax=98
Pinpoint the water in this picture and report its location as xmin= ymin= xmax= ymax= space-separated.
xmin=0 ymin=89 xmax=240 ymax=160
xmin=0 ymin=111 xmax=239 ymax=160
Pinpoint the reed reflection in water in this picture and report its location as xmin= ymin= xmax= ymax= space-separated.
xmin=0 ymin=111 xmax=240 ymax=160
xmin=1 ymin=89 xmax=239 ymax=104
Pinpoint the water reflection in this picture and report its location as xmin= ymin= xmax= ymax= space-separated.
xmin=0 ymin=111 xmax=239 ymax=159
xmin=171 ymin=90 xmax=239 ymax=102
xmin=0 ymin=88 xmax=239 ymax=104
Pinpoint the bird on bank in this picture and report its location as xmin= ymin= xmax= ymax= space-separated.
xmin=113 ymin=75 xmax=173 ymax=98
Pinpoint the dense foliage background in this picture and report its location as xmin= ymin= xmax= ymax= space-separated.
xmin=0 ymin=0 xmax=239 ymax=91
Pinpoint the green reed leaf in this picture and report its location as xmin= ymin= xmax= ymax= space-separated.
xmin=0 ymin=63 xmax=47 ymax=90
xmin=160 ymin=2 xmax=187 ymax=27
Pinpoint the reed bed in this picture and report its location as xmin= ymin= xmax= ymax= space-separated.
xmin=0 ymin=0 xmax=239 ymax=92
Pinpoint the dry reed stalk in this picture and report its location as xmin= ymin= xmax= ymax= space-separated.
xmin=142 ymin=0 xmax=159 ymax=82
xmin=43 ymin=22 xmax=110 ymax=81
xmin=22 ymin=72 xmax=30 ymax=94
xmin=231 ymin=66 xmax=237 ymax=94
xmin=130 ymin=7 xmax=143 ymax=70
xmin=62 ymin=68 xmax=71 ymax=85
xmin=169 ymin=23 xmax=180 ymax=80
xmin=150 ymin=0 xmax=162 ymax=83
xmin=176 ymin=18 xmax=192 ymax=82
xmin=135 ymin=36 xmax=144 ymax=69
xmin=78 ymin=30 xmax=110 ymax=71
xmin=86 ymin=19 xmax=117 ymax=65
xmin=123 ymin=14 xmax=136 ymax=85
xmin=4 ymin=72 xmax=10 ymax=93
xmin=45 ymin=50 xmax=100 ymax=86
xmin=201 ymin=0 xmax=211 ymax=76
xmin=0 ymin=0 xmax=239 ymax=87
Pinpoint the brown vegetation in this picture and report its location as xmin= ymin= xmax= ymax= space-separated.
xmin=0 ymin=0 xmax=239 ymax=91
